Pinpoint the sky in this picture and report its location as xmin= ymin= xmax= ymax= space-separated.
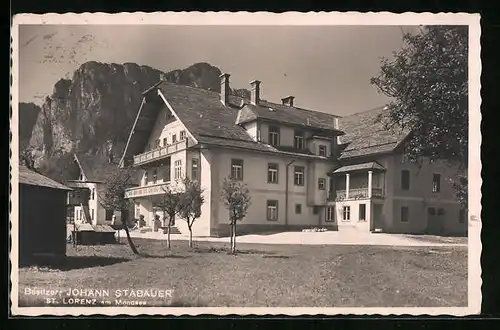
xmin=18 ymin=24 xmax=417 ymax=116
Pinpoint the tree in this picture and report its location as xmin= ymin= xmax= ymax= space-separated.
xmin=370 ymin=26 xmax=468 ymax=203
xmin=221 ymin=176 xmax=252 ymax=254
xmin=20 ymin=146 xmax=36 ymax=170
xmin=157 ymin=183 xmax=182 ymax=249
xmin=98 ymin=168 xmax=139 ymax=254
xmin=178 ymin=178 xmax=204 ymax=248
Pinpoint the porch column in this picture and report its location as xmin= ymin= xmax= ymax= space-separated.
xmin=368 ymin=171 xmax=373 ymax=198
xmin=345 ymin=174 xmax=350 ymax=199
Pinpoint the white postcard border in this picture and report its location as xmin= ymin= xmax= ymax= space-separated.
xmin=10 ymin=11 xmax=482 ymax=316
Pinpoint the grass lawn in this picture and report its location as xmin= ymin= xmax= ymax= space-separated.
xmin=18 ymin=238 xmax=468 ymax=308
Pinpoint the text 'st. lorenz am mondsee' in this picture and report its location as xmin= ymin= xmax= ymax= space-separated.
xmin=24 ymin=287 xmax=174 ymax=306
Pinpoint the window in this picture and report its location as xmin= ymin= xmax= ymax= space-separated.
xmin=163 ymin=164 xmax=171 ymax=182
xmin=313 ymin=206 xmax=320 ymax=215
xmin=180 ymin=130 xmax=186 ymax=140
xmin=191 ymin=158 xmax=199 ymax=181
xmin=294 ymin=166 xmax=305 ymax=186
xmin=268 ymin=163 xmax=279 ymax=183
xmin=295 ymin=204 xmax=302 ymax=214
xmin=76 ymin=209 xmax=80 ymax=221
xmin=135 ymin=203 xmax=140 ymax=219
xmin=459 ymin=209 xmax=466 ymax=224
xmin=152 ymin=169 xmax=158 ymax=184
xmin=172 ymin=134 xmax=177 ymax=143
xmin=432 ymin=173 xmax=441 ymax=193
xmin=268 ymin=126 xmax=280 ymax=146
xmin=294 ymin=130 xmax=305 ymax=149
xmin=154 ymin=139 xmax=161 ymax=149
xmin=267 ymin=200 xmax=278 ymax=221
xmin=163 ymin=137 xmax=168 ymax=146
xmin=326 ymin=207 xmax=335 ymax=222
xmin=318 ymin=178 xmax=326 ymax=190
xmin=174 ymin=160 xmax=182 ymax=180
xmin=91 ymin=208 xmax=94 ymax=221
xmin=359 ymin=204 xmax=366 ymax=221
xmin=342 ymin=206 xmax=351 ymax=221
xmin=318 ymin=145 xmax=327 ymax=157
xmin=106 ymin=209 xmax=113 ymax=221
xmin=144 ymin=171 xmax=148 ymax=185
xmin=428 ymin=207 xmax=436 ymax=216
xmin=437 ymin=208 xmax=445 ymax=216
xmin=91 ymin=188 xmax=95 ymax=200
xmin=401 ymin=170 xmax=410 ymax=190
xmin=147 ymin=143 xmax=151 ymax=151
xmin=231 ymin=159 xmax=244 ymax=180
xmin=401 ymin=206 xmax=409 ymax=222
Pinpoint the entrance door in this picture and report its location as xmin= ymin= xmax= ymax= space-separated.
xmin=426 ymin=207 xmax=444 ymax=234
xmin=372 ymin=204 xmax=383 ymax=231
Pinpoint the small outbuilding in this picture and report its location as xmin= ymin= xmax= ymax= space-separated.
xmin=18 ymin=165 xmax=72 ymax=265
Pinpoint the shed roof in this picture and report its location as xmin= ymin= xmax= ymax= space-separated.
xmin=19 ymin=165 xmax=72 ymax=191
xmin=331 ymin=161 xmax=386 ymax=175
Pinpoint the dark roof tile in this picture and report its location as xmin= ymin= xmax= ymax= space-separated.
xmin=19 ymin=165 xmax=72 ymax=191
xmin=338 ymin=106 xmax=409 ymax=159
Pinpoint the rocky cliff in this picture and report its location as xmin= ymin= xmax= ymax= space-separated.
xmin=22 ymin=61 xmax=249 ymax=176
xmin=18 ymin=102 xmax=41 ymax=150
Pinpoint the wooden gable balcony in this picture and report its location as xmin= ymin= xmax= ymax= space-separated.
xmin=328 ymin=161 xmax=386 ymax=201
xmin=125 ymin=182 xmax=171 ymax=199
xmin=133 ymin=139 xmax=189 ymax=167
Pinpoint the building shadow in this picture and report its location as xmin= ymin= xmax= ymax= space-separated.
xmin=138 ymin=252 xmax=191 ymax=259
xmin=20 ymin=255 xmax=130 ymax=271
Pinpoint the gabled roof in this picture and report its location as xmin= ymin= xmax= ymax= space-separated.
xmin=19 ymin=165 xmax=72 ymax=191
xmin=74 ymin=153 xmax=141 ymax=183
xmin=74 ymin=153 xmax=120 ymax=183
xmin=338 ymin=106 xmax=410 ymax=160
xmin=235 ymin=100 xmax=343 ymax=133
xmin=331 ymin=161 xmax=386 ymax=175
xmin=121 ymin=81 xmax=341 ymax=161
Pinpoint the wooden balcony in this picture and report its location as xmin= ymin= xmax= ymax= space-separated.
xmin=133 ymin=139 xmax=188 ymax=167
xmin=329 ymin=188 xmax=384 ymax=201
xmin=125 ymin=182 xmax=171 ymax=198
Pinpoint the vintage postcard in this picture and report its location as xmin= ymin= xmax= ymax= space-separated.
xmin=10 ymin=12 xmax=481 ymax=316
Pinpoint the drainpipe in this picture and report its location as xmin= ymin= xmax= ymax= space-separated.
xmin=285 ymin=159 xmax=296 ymax=227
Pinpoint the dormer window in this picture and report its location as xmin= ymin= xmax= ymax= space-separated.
xmin=268 ymin=126 xmax=280 ymax=146
xmin=318 ymin=145 xmax=327 ymax=157
xmin=154 ymin=139 xmax=161 ymax=149
xmin=172 ymin=134 xmax=177 ymax=143
xmin=152 ymin=169 xmax=157 ymax=184
xmin=180 ymin=130 xmax=186 ymax=141
xmin=163 ymin=137 xmax=168 ymax=146
xmin=294 ymin=130 xmax=305 ymax=149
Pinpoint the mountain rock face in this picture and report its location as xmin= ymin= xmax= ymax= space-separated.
xmin=23 ymin=61 xmax=249 ymax=174
xmin=18 ymin=102 xmax=41 ymax=150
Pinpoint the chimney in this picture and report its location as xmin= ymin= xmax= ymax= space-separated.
xmin=220 ymin=73 xmax=230 ymax=105
xmin=250 ymin=80 xmax=261 ymax=105
xmin=281 ymin=96 xmax=295 ymax=107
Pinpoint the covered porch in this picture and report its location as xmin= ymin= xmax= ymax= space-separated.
xmin=328 ymin=161 xmax=386 ymax=201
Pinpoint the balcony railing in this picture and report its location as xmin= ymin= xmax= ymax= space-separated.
xmin=328 ymin=188 xmax=384 ymax=201
xmin=133 ymin=139 xmax=188 ymax=166
xmin=125 ymin=182 xmax=171 ymax=198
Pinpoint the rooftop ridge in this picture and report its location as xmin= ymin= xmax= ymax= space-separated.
xmin=341 ymin=104 xmax=388 ymax=118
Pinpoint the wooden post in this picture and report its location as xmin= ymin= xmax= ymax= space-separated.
xmin=368 ymin=171 xmax=373 ymax=198
xmin=345 ymin=174 xmax=350 ymax=199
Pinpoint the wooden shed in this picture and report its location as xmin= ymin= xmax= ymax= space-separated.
xmin=18 ymin=165 xmax=72 ymax=265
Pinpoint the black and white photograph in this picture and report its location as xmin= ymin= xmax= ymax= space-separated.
xmin=10 ymin=12 xmax=481 ymax=316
